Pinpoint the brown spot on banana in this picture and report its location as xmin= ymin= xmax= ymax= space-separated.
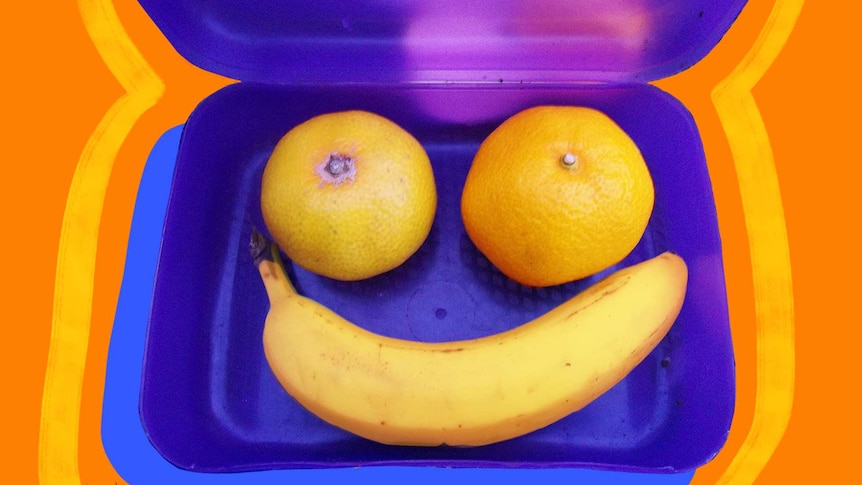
xmin=437 ymin=347 xmax=464 ymax=353
xmin=564 ymin=276 xmax=630 ymax=319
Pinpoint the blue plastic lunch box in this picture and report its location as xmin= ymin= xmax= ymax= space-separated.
xmin=138 ymin=0 xmax=742 ymax=474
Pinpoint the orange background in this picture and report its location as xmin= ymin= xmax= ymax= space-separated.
xmin=2 ymin=0 xmax=859 ymax=483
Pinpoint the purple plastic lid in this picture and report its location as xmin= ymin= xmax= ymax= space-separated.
xmin=137 ymin=0 xmax=746 ymax=84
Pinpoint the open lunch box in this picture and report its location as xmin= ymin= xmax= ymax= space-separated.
xmin=138 ymin=0 xmax=742 ymax=474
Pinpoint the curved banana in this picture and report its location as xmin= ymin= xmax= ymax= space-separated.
xmin=253 ymin=233 xmax=688 ymax=447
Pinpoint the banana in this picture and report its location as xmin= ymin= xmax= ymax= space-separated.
xmin=252 ymin=232 xmax=688 ymax=447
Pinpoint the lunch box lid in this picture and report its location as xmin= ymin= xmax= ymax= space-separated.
xmin=137 ymin=0 xmax=747 ymax=84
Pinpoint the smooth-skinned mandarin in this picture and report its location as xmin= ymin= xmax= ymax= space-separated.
xmin=261 ymin=110 xmax=437 ymax=281
xmin=461 ymin=105 xmax=654 ymax=287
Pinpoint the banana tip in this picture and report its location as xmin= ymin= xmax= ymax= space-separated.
xmin=250 ymin=226 xmax=270 ymax=266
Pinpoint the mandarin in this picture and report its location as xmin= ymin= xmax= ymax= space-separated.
xmin=261 ymin=110 xmax=437 ymax=281
xmin=461 ymin=105 xmax=654 ymax=287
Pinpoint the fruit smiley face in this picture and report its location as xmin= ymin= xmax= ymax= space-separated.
xmin=256 ymin=107 xmax=680 ymax=449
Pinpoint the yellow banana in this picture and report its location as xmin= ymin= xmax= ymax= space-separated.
xmin=253 ymin=233 xmax=688 ymax=447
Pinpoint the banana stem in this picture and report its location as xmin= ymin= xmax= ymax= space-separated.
xmin=250 ymin=227 xmax=297 ymax=299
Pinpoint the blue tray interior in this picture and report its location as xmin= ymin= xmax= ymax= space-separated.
xmin=139 ymin=83 xmax=734 ymax=473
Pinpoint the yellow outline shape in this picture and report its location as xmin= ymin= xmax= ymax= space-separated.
xmin=38 ymin=0 xmax=163 ymax=483
xmin=702 ymin=0 xmax=802 ymax=482
xmin=38 ymin=0 xmax=801 ymax=483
